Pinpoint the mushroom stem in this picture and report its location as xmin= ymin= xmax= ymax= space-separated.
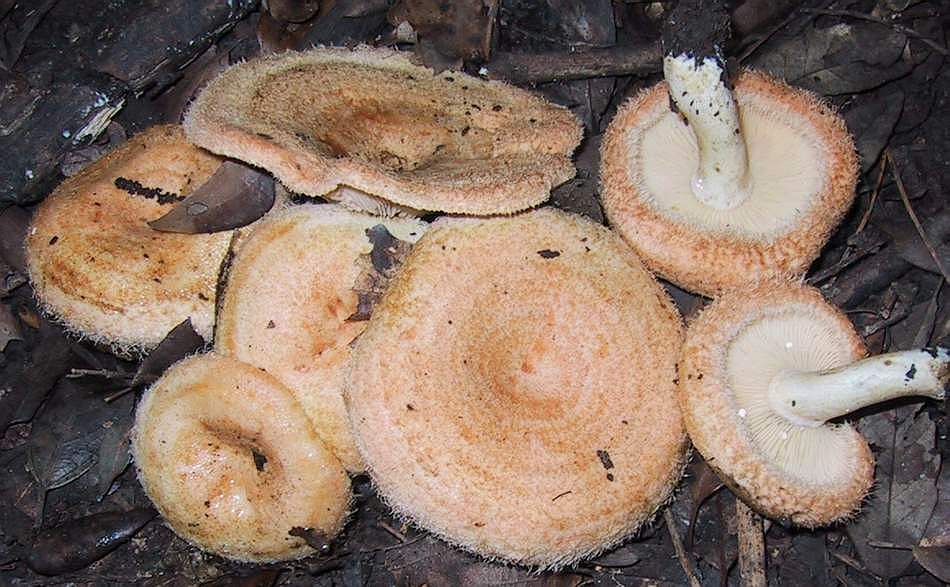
xmin=664 ymin=53 xmax=751 ymax=210
xmin=769 ymin=348 xmax=949 ymax=427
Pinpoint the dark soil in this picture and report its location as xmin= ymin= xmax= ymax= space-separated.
xmin=1 ymin=0 xmax=948 ymax=585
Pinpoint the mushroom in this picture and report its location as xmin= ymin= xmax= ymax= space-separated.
xmin=132 ymin=352 xmax=351 ymax=562
xmin=215 ymin=204 xmax=427 ymax=473
xmin=25 ymin=125 xmax=232 ymax=353
xmin=679 ymin=283 xmax=948 ymax=526
xmin=345 ymin=208 xmax=686 ymax=568
xmin=600 ymin=0 xmax=857 ymax=296
xmin=184 ymin=46 xmax=583 ymax=216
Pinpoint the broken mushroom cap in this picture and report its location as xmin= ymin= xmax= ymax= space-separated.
xmin=132 ymin=352 xmax=351 ymax=562
xmin=679 ymin=283 xmax=948 ymax=527
xmin=600 ymin=69 xmax=857 ymax=296
xmin=215 ymin=204 xmax=427 ymax=473
xmin=184 ymin=46 xmax=583 ymax=215
xmin=25 ymin=125 xmax=231 ymax=353
xmin=345 ymin=208 xmax=687 ymax=568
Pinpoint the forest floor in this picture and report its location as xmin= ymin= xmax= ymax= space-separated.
xmin=0 ymin=0 xmax=947 ymax=585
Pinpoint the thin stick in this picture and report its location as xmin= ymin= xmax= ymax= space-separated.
xmin=485 ymin=43 xmax=661 ymax=83
xmin=804 ymin=9 xmax=949 ymax=56
xmin=856 ymin=157 xmax=888 ymax=234
xmin=663 ymin=509 xmax=702 ymax=587
xmin=886 ymin=150 xmax=950 ymax=283
xmin=378 ymin=520 xmax=407 ymax=543
xmin=866 ymin=540 xmax=912 ymax=550
xmin=735 ymin=501 xmax=767 ymax=587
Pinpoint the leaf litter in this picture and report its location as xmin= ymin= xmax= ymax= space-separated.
xmin=1 ymin=0 xmax=950 ymax=584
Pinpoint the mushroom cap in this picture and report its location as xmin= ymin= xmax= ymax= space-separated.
xmin=183 ymin=46 xmax=582 ymax=215
xmin=345 ymin=208 xmax=687 ymax=568
xmin=132 ymin=352 xmax=351 ymax=562
xmin=600 ymin=71 xmax=858 ymax=296
xmin=678 ymin=283 xmax=873 ymax=527
xmin=25 ymin=125 xmax=231 ymax=353
xmin=215 ymin=204 xmax=427 ymax=473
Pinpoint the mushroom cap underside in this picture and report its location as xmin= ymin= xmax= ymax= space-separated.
xmin=600 ymin=71 xmax=858 ymax=296
xmin=678 ymin=283 xmax=873 ymax=527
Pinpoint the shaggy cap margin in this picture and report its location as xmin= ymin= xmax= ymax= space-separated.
xmin=184 ymin=46 xmax=583 ymax=216
xmin=25 ymin=125 xmax=230 ymax=355
xmin=132 ymin=353 xmax=352 ymax=562
xmin=345 ymin=208 xmax=687 ymax=569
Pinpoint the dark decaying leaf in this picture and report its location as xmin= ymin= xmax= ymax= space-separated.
xmin=0 ymin=300 xmax=21 ymax=349
xmin=148 ymin=161 xmax=275 ymax=234
xmin=0 ymin=320 xmax=73 ymax=432
xmin=26 ymin=378 xmax=136 ymax=501
xmin=267 ymin=0 xmax=320 ymax=23
xmin=288 ymin=526 xmax=331 ymax=552
xmin=388 ymin=0 xmax=498 ymax=62
xmin=201 ymin=569 xmax=282 ymax=587
xmin=130 ymin=319 xmax=204 ymax=388
xmin=847 ymin=405 xmax=940 ymax=578
xmin=686 ymin=459 xmax=724 ymax=549
xmin=750 ymin=20 xmax=911 ymax=95
xmin=0 ymin=448 xmax=43 ymax=545
xmin=348 ymin=225 xmax=414 ymax=321
xmin=914 ymin=534 xmax=950 ymax=582
xmin=844 ymin=89 xmax=904 ymax=172
xmin=914 ymin=464 xmax=950 ymax=582
xmin=26 ymin=508 xmax=156 ymax=575
xmin=88 ymin=385 xmax=135 ymax=502
xmin=0 ymin=204 xmax=30 ymax=272
xmin=0 ymin=0 xmax=59 ymax=71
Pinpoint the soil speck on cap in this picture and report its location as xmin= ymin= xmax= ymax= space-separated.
xmin=597 ymin=450 xmax=614 ymax=470
xmin=537 ymin=249 xmax=560 ymax=258
xmin=905 ymin=364 xmax=916 ymax=381
xmin=252 ymin=449 xmax=267 ymax=471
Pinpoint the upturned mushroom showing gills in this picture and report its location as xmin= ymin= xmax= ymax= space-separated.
xmin=215 ymin=204 xmax=427 ymax=473
xmin=679 ymin=283 xmax=948 ymax=527
xmin=184 ymin=46 xmax=583 ymax=216
xmin=345 ymin=208 xmax=686 ymax=568
xmin=25 ymin=126 xmax=233 ymax=353
xmin=600 ymin=0 xmax=857 ymax=296
xmin=132 ymin=353 xmax=351 ymax=562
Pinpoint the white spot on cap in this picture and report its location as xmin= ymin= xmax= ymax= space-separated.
xmin=780 ymin=431 xmax=789 ymax=440
xmin=785 ymin=341 xmax=794 ymax=350
xmin=737 ymin=408 xmax=747 ymax=418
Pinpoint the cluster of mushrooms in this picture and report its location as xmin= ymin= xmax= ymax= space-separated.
xmin=22 ymin=33 xmax=947 ymax=571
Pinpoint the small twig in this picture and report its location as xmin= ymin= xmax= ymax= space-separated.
xmin=832 ymin=552 xmax=883 ymax=582
xmin=866 ymin=539 xmax=913 ymax=550
xmin=378 ymin=520 xmax=407 ymax=543
xmin=804 ymin=8 xmax=949 ymax=56
xmin=663 ymin=509 xmax=702 ymax=587
xmin=66 ymin=368 xmax=130 ymax=380
xmin=887 ymin=150 xmax=950 ymax=283
xmin=735 ymin=501 xmax=767 ymax=587
xmin=856 ymin=157 xmax=888 ymax=234
xmin=485 ymin=43 xmax=661 ymax=83
xmin=103 ymin=386 xmax=134 ymax=403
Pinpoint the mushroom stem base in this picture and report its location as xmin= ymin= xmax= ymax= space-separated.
xmin=769 ymin=348 xmax=948 ymax=427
